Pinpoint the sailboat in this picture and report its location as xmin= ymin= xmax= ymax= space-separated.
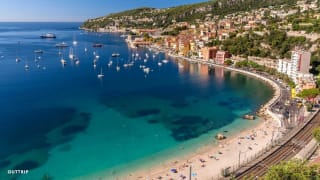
xmin=60 ymin=54 xmax=67 ymax=66
xmin=69 ymin=47 xmax=74 ymax=60
xmin=72 ymin=34 xmax=78 ymax=46
xmin=15 ymin=41 xmax=21 ymax=63
xmin=97 ymin=68 xmax=104 ymax=78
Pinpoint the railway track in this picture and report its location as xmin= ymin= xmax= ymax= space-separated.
xmin=235 ymin=110 xmax=320 ymax=179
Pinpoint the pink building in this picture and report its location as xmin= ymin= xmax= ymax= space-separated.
xmin=215 ymin=50 xmax=231 ymax=64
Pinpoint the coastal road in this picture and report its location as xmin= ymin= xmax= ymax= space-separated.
xmin=235 ymin=109 xmax=320 ymax=179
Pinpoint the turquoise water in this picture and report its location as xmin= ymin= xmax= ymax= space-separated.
xmin=0 ymin=22 xmax=273 ymax=180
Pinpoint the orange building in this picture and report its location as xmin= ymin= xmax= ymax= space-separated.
xmin=201 ymin=47 xmax=218 ymax=60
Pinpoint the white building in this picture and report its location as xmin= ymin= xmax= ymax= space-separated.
xmin=278 ymin=59 xmax=292 ymax=77
xmin=277 ymin=50 xmax=311 ymax=83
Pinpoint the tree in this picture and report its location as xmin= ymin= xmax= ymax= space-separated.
xmin=224 ymin=59 xmax=233 ymax=66
xmin=297 ymin=88 xmax=320 ymax=103
xmin=264 ymin=159 xmax=320 ymax=180
xmin=313 ymin=127 xmax=320 ymax=143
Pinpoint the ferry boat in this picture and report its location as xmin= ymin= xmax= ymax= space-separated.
xmin=40 ymin=33 xmax=56 ymax=38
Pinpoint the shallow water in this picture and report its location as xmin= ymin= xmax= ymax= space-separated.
xmin=0 ymin=22 xmax=273 ymax=180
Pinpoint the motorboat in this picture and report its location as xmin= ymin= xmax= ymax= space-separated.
xmin=92 ymin=43 xmax=103 ymax=48
xmin=34 ymin=49 xmax=43 ymax=54
xmin=111 ymin=53 xmax=120 ymax=57
xmin=162 ymin=59 xmax=169 ymax=64
xmin=97 ymin=68 xmax=104 ymax=78
xmin=40 ymin=33 xmax=56 ymax=38
xmin=55 ymin=42 xmax=68 ymax=48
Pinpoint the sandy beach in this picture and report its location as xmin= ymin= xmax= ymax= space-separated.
xmin=110 ymin=59 xmax=284 ymax=180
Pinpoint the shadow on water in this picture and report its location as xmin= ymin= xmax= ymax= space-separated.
xmin=0 ymin=107 xmax=92 ymax=179
xmin=99 ymin=94 xmax=240 ymax=142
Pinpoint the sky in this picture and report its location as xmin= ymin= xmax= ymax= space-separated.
xmin=0 ymin=0 xmax=208 ymax=22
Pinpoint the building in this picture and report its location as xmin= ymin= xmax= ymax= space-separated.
xmin=277 ymin=59 xmax=292 ymax=77
xmin=277 ymin=50 xmax=311 ymax=83
xmin=215 ymin=50 xmax=231 ymax=64
xmin=201 ymin=47 xmax=218 ymax=60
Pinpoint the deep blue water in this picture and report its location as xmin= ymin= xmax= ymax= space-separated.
xmin=0 ymin=22 xmax=273 ymax=179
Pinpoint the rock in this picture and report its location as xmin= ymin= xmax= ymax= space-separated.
xmin=215 ymin=133 xmax=226 ymax=140
xmin=242 ymin=114 xmax=255 ymax=120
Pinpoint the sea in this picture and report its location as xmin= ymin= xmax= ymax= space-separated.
xmin=0 ymin=22 xmax=273 ymax=180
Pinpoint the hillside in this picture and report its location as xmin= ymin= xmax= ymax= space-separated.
xmin=82 ymin=0 xmax=298 ymax=30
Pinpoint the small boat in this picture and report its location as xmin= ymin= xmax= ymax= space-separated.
xmin=162 ymin=59 xmax=169 ymax=64
xmin=143 ymin=67 xmax=150 ymax=74
xmin=69 ymin=48 xmax=74 ymax=60
xmin=97 ymin=68 xmax=104 ymax=78
xmin=55 ymin=42 xmax=68 ymax=48
xmin=74 ymin=58 xmax=80 ymax=65
xmin=92 ymin=43 xmax=103 ymax=48
xmin=34 ymin=49 xmax=43 ymax=54
xmin=116 ymin=66 xmax=120 ymax=72
xmin=111 ymin=53 xmax=120 ymax=57
xmin=15 ymin=58 xmax=21 ymax=63
xmin=40 ymin=33 xmax=56 ymax=38
xmin=25 ymin=64 xmax=30 ymax=70
xmin=61 ymin=58 xmax=67 ymax=65
xmin=158 ymin=62 xmax=162 ymax=66
xmin=107 ymin=61 xmax=113 ymax=67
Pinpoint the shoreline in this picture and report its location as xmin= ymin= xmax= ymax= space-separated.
xmin=108 ymin=47 xmax=284 ymax=179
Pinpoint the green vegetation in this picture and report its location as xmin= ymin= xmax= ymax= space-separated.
xmin=297 ymin=88 xmax=320 ymax=102
xmin=313 ymin=127 xmax=320 ymax=143
xmin=222 ymin=30 xmax=309 ymax=59
xmin=161 ymin=26 xmax=187 ymax=36
xmin=82 ymin=0 xmax=299 ymax=29
xmin=235 ymin=60 xmax=295 ymax=87
xmin=288 ymin=10 xmax=320 ymax=33
xmin=264 ymin=159 xmax=320 ymax=180
xmin=224 ymin=59 xmax=233 ymax=66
